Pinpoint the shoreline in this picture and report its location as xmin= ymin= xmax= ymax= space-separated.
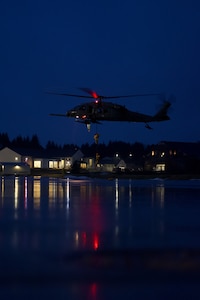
xmin=29 ymin=169 xmax=200 ymax=180
xmin=71 ymin=173 xmax=200 ymax=180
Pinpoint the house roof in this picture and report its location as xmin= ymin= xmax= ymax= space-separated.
xmin=2 ymin=147 xmax=82 ymax=158
xmin=100 ymin=157 xmax=122 ymax=165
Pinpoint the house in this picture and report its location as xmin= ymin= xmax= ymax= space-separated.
xmin=0 ymin=147 xmax=84 ymax=172
xmin=35 ymin=148 xmax=84 ymax=171
xmin=124 ymin=155 xmax=144 ymax=172
xmin=79 ymin=157 xmax=95 ymax=171
xmin=100 ymin=157 xmax=126 ymax=172
xmin=144 ymin=141 xmax=200 ymax=173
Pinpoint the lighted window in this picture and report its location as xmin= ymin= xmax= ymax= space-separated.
xmin=34 ymin=160 xmax=41 ymax=168
xmin=59 ymin=160 xmax=65 ymax=169
xmin=80 ymin=162 xmax=87 ymax=169
xmin=49 ymin=161 xmax=58 ymax=168
xmin=156 ymin=164 xmax=165 ymax=171
xmin=152 ymin=150 xmax=155 ymax=156
xmin=88 ymin=158 xmax=93 ymax=167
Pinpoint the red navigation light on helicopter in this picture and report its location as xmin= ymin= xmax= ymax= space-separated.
xmin=92 ymin=91 xmax=98 ymax=99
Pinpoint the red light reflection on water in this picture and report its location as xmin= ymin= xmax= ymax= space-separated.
xmin=89 ymin=282 xmax=98 ymax=299
xmin=82 ymin=231 xmax=87 ymax=247
xmin=73 ymin=184 xmax=104 ymax=251
xmin=93 ymin=233 xmax=99 ymax=250
xmin=77 ymin=232 xmax=100 ymax=250
xmin=78 ymin=283 xmax=98 ymax=300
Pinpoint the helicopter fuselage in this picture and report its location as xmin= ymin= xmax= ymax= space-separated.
xmin=66 ymin=101 xmax=170 ymax=124
xmin=49 ymin=88 xmax=171 ymax=132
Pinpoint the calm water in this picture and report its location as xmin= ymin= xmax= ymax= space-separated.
xmin=1 ymin=176 xmax=200 ymax=299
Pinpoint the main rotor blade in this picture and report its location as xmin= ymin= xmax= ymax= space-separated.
xmin=49 ymin=113 xmax=67 ymax=117
xmin=46 ymin=91 xmax=94 ymax=98
xmin=47 ymin=89 xmax=161 ymax=100
xmin=102 ymin=93 xmax=161 ymax=99
xmin=79 ymin=87 xmax=160 ymax=99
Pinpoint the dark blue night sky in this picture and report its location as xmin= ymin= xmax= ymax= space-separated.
xmin=1 ymin=0 xmax=200 ymax=147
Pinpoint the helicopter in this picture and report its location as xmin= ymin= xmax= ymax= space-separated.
xmin=48 ymin=88 xmax=172 ymax=132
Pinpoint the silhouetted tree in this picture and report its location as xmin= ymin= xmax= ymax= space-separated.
xmin=11 ymin=134 xmax=42 ymax=149
xmin=105 ymin=141 xmax=132 ymax=157
xmin=30 ymin=134 xmax=43 ymax=149
xmin=12 ymin=135 xmax=24 ymax=148
xmin=63 ymin=143 xmax=78 ymax=151
xmin=132 ymin=142 xmax=145 ymax=158
xmin=0 ymin=131 xmax=150 ymax=159
xmin=0 ymin=132 xmax=10 ymax=148
xmin=81 ymin=143 xmax=93 ymax=156
xmin=46 ymin=140 xmax=59 ymax=150
xmin=80 ymin=141 xmax=146 ymax=159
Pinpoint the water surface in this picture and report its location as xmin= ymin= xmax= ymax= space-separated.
xmin=1 ymin=176 xmax=200 ymax=299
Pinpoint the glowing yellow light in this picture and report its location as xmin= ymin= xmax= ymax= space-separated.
xmin=34 ymin=160 xmax=41 ymax=168
xmin=14 ymin=177 xmax=19 ymax=209
xmin=156 ymin=164 xmax=165 ymax=171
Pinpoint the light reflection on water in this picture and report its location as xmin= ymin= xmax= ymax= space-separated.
xmin=1 ymin=176 xmax=200 ymax=299
xmin=0 ymin=176 xmax=200 ymax=251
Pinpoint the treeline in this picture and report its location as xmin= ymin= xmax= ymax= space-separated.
xmin=0 ymin=133 xmax=78 ymax=151
xmin=80 ymin=141 xmax=149 ymax=157
xmin=0 ymin=132 xmax=152 ymax=157
xmin=0 ymin=133 xmax=43 ymax=150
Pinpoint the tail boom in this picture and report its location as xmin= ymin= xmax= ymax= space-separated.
xmin=152 ymin=101 xmax=171 ymax=122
